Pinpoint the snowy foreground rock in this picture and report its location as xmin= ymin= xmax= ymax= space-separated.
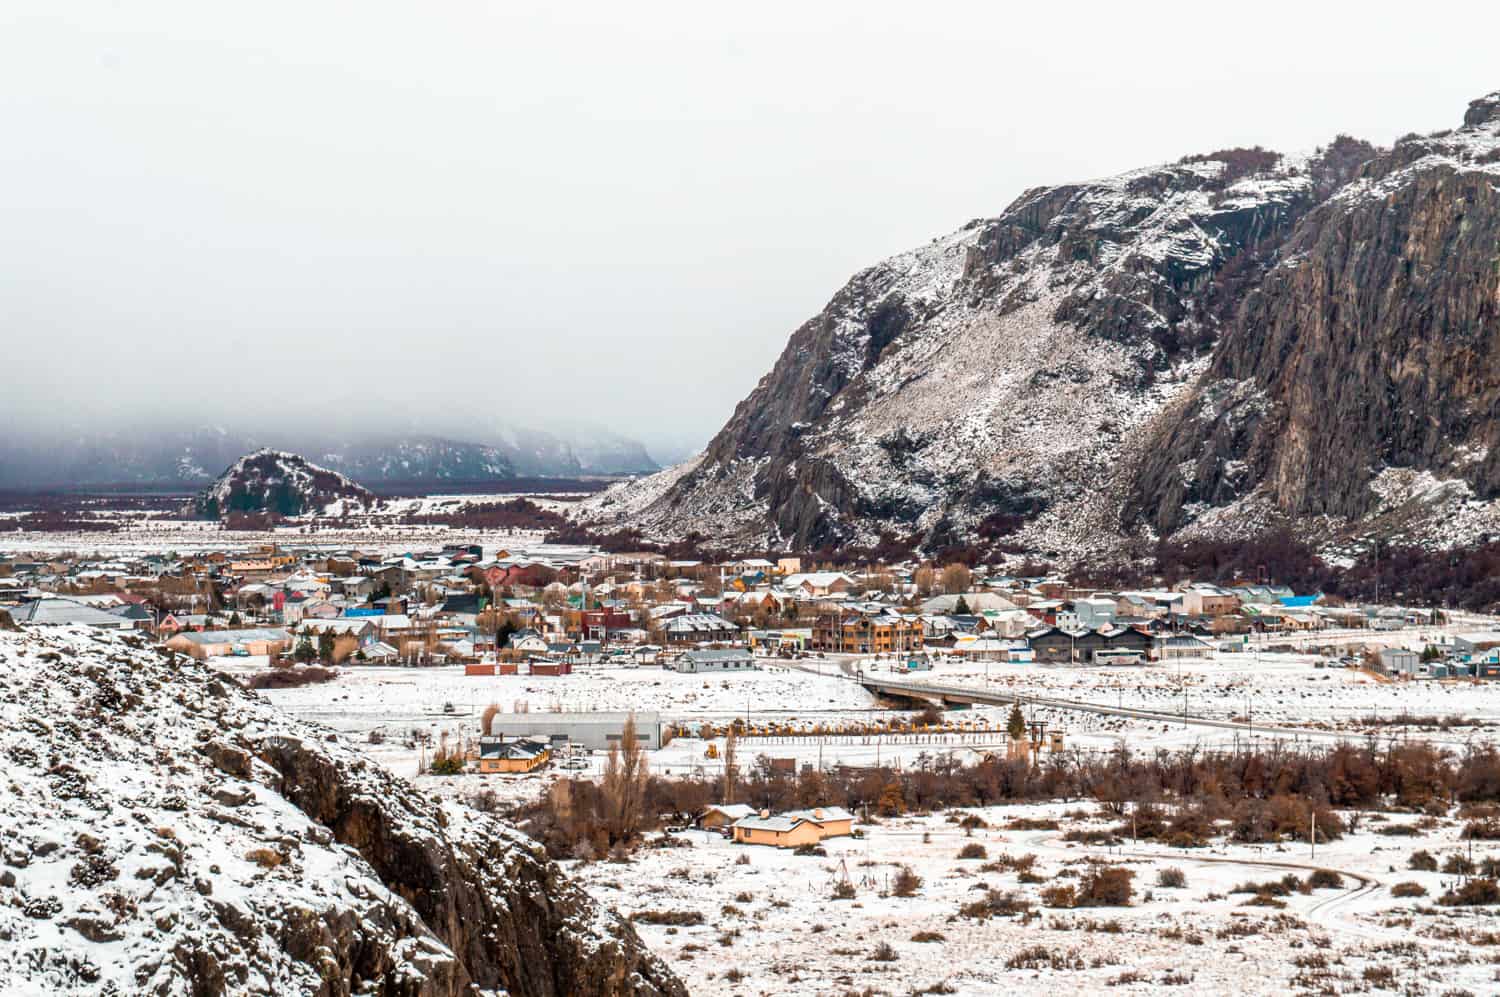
xmin=0 ymin=624 xmax=685 ymax=997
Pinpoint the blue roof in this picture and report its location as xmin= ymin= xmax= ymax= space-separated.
xmin=1278 ymin=595 xmax=1320 ymax=608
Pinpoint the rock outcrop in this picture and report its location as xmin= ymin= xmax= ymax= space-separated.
xmin=587 ymin=92 xmax=1500 ymax=559
xmin=0 ymin=626 xmax=686 ymax=996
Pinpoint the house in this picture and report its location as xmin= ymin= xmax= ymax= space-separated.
xmin=673 ymin=648 xmax=758 ymax=673
xmin=1072 ymin=598 xmax=1118 ymax=630
xmin=730 ymin=805 xmax=856 ymax=847
xmin=473 ymin=737 xmax=551 ymax=774
xmin=164 ymin=628 xmax=293 ymax=660
xmin=781 ymin=572 xmax=856 ymax=598
xmin=700 ymin=804 xmax=756 ymax=829
xmin=785 ymin=806 xmax=854 ymax=839
xmin=1176 ymin=584 xmax=1240 ymax=617
xmin=439 ymin=593 xmax=487 ymax=625
xmin=299 ymin=618 xmax=379 ymax=646
xmin=730 ymin=813 xmax=823 ymax=849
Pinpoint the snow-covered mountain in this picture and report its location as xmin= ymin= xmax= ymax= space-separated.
xmin=584 ymin=92 xmax=1500 ymax=561
xmin=0 ymin=624 xmax=684 ymax=995
xmin=192 ymin=450 xmax=380 ymax=519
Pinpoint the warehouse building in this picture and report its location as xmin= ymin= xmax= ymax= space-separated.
xmin=484 ymin=711 xmax=668 ymax=751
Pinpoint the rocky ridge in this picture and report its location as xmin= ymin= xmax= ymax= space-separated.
xmin=0 ymin=625 xmax=685 ymax=996
xmin=192 ymin=450 xmax=380 ymax=520
xmin=585 ymin=92 xmax=1500 ymax=562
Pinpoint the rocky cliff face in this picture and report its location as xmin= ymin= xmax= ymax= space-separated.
xmin=588 ymin=92 xmax=1500 ymax=560
xmin=0 ymin=626 xmax=686 ymax=996
xmin=193 ymin=450 xmax=380 ymax=519
xmin=1126 ymin=93 xmax=1500 ymax=548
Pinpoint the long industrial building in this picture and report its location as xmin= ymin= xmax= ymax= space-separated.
xmin=486 ymin=711 xmax=667 ymax=751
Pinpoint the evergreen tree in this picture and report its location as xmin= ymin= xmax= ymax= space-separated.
xmin=1007 ymin=702 xmax=1027 ymax=741
xmin=228 ymin=611 xmax=242 ymax=627
xmin=954 ymin=595 xmax=972 ymax=615
xmin=293 ymin=637 xmax=316 ymax=663
xmin=317 ymin=631 xmax=335 ymax=662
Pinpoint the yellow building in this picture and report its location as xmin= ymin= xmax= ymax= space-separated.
xmin=700 ymin=804 xmax=755 ymax=829
xmin=472 ymin=737 xmax=551 ymax=774
xmin=730 ymin=806 xmax=856 ymax=847
xmin=786 ymin=807 xmax=854 ymax=839
xmin=730 ymin=814 xmax=824 ymax=849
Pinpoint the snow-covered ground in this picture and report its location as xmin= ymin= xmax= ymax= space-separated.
xmin=572 ymin=801 xmax=1500 ymax=996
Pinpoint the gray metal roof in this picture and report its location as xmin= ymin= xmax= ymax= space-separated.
xmin=170 ymin=628 xmax=292 ymax=645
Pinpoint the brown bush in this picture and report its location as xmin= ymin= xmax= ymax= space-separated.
xmin=892 ymin=866 xmax=922 ymax=897
xmin=1439 ymin=879 xmax=1500 ymax=907
xmin=1408 ymin=850 xmax=1439 ymax=871
xmin=1390 ymin=882 xmax=1427 ymax=898
xmin=244 ymin=665 xmax=337 ymax=689
xmin=1040 ymin=884 xmax=1076 ymax=908
xmin=956 ymin=843 xmax=987 ymax=860
xmin=1076 ymin=867 xmax=1134 ymax=907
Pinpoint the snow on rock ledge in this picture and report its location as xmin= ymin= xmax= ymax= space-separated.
xmin=0 ymin=626 xmax=685 ymax=997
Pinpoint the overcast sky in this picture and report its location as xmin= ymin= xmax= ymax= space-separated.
xmin=2 ymin=2 xmax=1496 ymax=462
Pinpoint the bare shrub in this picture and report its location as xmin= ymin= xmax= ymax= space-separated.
xmin=631 ymin=909 xmax=704 ymax=926
xmin=1156 ymin=867 xmax=1187 ymax=889
xmin=956 ymin=843 xmax=987 ymax=860
xmin=892 ymin=865 xmax=922 ymax=897
xmin=1005 ymin=945 xmax=1085 ymax=971
xmin=959 ymin=889 xmax=1031 ymax=919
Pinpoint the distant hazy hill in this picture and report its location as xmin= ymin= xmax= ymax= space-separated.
xmin=0 ymin=425 xmax=657 ymax=489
